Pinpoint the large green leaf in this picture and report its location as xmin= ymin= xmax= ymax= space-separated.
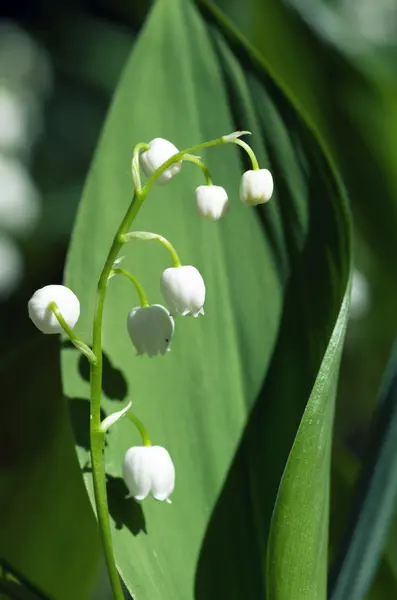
xmin=62 ymin=0 xmax=350 ymax=598
xmin=210 ymin=0 xmax=397 ymax=435
xmin=329 ymin=336 xmax=397 ymax=600
xmin=330 ymin=443 xmax=397 ymax=600
xmin=266 ymin=295 xmax=348 ymax=599
xmin=0 ymin=338 xmax=101 ymax=600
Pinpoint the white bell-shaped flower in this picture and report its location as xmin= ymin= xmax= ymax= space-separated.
xmin=195 ymin=185 xmax=229 ymax=220
xmin=160 ymin=265 xmax=205 ymax=317
xmin=240 ymin=169 xmax=274 ymax=206
xmin=127 ymin=304 xmax=174 ymax=356
xmin=28 ymin=284 xmax=80 ymax=334
xmin=140 ymin=138 xmax=182 ymax=184
xmin=123 ymin=445 xmax=175 ymax=502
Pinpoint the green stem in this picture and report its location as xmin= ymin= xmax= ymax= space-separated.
xmin=182 ymin=154 xmax=213 ymax=185
xmin=131 ymin=142 xmax=150 ymax=193
xmin=49 ymin=302 xmax=96 ymax=364
xmin=111 ymin=267 xmax=149 ymax=307
xmin=232 ymin=138 xmax=259 ymax=170
xmin=127 ymin=412 xmax=152 ymax=446
xmin=141 ymin=135 xmax=228 ymax=196
xmin=88 ymin=132 xmax=246 ymax=599
xmin=90 ymin=190 xmax=143 ymax=600
xmin=121 ymin=231 xmax=182 ymax=267
xmin=155 ymin=236 xmax=181 ymax=267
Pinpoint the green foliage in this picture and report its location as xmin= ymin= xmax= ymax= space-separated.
xmin=267 ymin=296 xmax=349 ymax=600
xmin=0 ymin=339 xmax=101 ymax=600
xmin=62 ymin=0 xmax=350 ymax=598
xmin=330 ymin=338 xmax=397 ymax=600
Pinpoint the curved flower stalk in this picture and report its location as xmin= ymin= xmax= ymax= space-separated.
xmin=27 ymin=129 xmax=274 ymax=600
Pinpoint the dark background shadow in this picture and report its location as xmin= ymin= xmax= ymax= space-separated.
xmin=80 ymin=464 xmax=147 ymax=537
xmin=106 ymin=475 xmax=147 ymax=535
xmin=67 ymin=397 xmax=107 ymax=451
xmin=61 ymin=340 xmax=128 ymax=401
xmin=78 ymin=352 xmax=128 ymax=401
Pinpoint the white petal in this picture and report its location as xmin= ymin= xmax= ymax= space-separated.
xmin=28 ymin=284 xmax=80 ymax=334
xmin=160 ymin=266 xmax=205 ymax=317
xmin=147 ymin=446 xmax=175 ymax=502
xmin=123 ymin=447 xmax=152 ymax=501
xmin=127 ymin=304 xmax=174 ymax=356
xmin=140 ymin=138 xmax=182 ymax=185
xmin=195 ymin=185 xmax=229 ymax=220
xmin=240 ymin=169 xmax=274 ymax=206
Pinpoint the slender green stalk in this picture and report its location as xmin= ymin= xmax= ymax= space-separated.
xmin=141 ymin=135 xmax=227 ymax=196
xmin=233 ymin=139 xmax=259 ymax=169
xmin=88 ymin=133 xmax=251 ymax=599
xmin=89 ymin=191 xmax=143 ymax=600
xmin=141 ymin=132 xmax=257 ymax=197
xmin=49 ymin=301 xmax=96 ymax=364
xmin=155 ymin=235 xmax=182 ymax=267
xmin=182 ymin=154 xmax=213 ymax=185
xmin=131 ymin=142 xmax=150 ymax=193
xmin=127 ymin=412 xmax=152 ymax=446
xmin=121 ymin=231 xmax=182 ymax=267
xmin=112 ymin=267 xmax=149 ymax=307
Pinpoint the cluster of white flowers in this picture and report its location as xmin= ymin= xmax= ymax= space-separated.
xmin=28 ymin=132 xmax=274 ymax=504
xmin=141 ymin=137 xmax=274 ymax=219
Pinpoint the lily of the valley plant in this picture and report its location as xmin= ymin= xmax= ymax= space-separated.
xmin=27 ymin=131 xmax=274 ymax=600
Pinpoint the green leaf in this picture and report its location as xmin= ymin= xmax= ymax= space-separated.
xmin=329 ymin=336 xmax=397 ymax=600
xmin=0 ymin=338 xmax=101 ymax=600
xmin=330 ymin=444 xmax=397 ymax=600
xmin=210 ymin=0 xmax=397 ymax=281
xmin=266 ymin=294 xmax=349 ymax=599
xmin=62 ymin=0 xmax=350 ymax=598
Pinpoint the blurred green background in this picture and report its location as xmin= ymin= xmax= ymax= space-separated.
xmin=1 ymin=0 xmax=397 ymax=598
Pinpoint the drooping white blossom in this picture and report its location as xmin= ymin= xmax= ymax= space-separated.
xmin=160 ymin=265 xmax=205 ymax=317
xmin=28 ymin=284 xmax=80 ymax=334
xmin=123 ymin=445 xmax=175 ymax=502
xmin=240 ymin=169 xmax=274 ymax=206
xmin=195 ymin=185 xmax=229 ymax=220
xmin=140 ymin=138 xmax=181 ymax=184
xmin=127 ymin=304 xmax=174 ymax=356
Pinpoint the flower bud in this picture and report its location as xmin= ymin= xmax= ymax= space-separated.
xmin=123 ymin=445 xmax=175 ymax=502
xmin=160 ymin=265 xmax=205 ymax=317
xmin=28 ymin=284 xmax=80 ymax=334
xmin=239 ymin=169 xmax=274 ymax=206
xmin=195 ymin=185 xmax=229 ymax=220
xmin=127 ymin=304 xmax=174 ymax=356
xmin=140 ymin=138 xmax=182 ymax=184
